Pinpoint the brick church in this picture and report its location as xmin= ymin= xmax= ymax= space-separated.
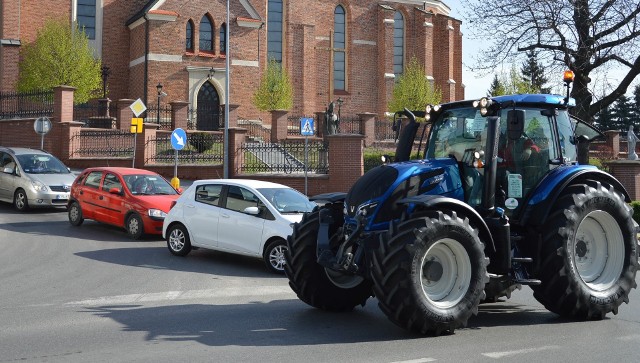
xmin=0 ymin=0 xmax=464 ymax=128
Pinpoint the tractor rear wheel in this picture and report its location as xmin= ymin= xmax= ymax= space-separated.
xmin=284 ymin=205 xmax=373 ymax=311
xmin=532 ymin=181 xmax=638 ymax=319
xmin=371 ymin=211 xmax=488 ymax=335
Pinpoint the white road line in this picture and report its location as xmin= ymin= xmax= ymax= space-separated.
xmin=482 ymin=345 xmax=560 ymax=359
xmin=617 ymin=334 xmax=640 ymax=341
xmin=251 ymin=328 xmax=287 ymax=332
xmin=390 ymin=359 xmax=437 ymax=363
xmin=65 ymin=286 xmax=294 ymax=306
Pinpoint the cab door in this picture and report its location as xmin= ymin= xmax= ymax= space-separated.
xmin=98 ymin=172 xmax=127 ymax=226
xmin=0 ymin=152 xmax=18 ymax=201
xmin=76 ymin=171 xmax=105 ymax=221
xmin=216 ymin=185 xmax=266 ymax=256
xmin=183 ymin=183 xmax=223 ymax=247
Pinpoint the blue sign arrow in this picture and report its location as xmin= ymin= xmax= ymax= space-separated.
xmin=300 ymin=117 xmax=314 ymax=136
xmin=171 ymin=128 xmax=187 ymax=150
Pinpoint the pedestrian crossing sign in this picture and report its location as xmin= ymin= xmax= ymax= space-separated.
xmin=300 ymin=117 xmax=314 ymax=136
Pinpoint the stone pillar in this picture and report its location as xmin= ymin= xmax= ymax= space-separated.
xmin=377 ymin=7 xmax=396 ymax=118
xmin=56 ymin=121 xmax=84 ymax=163
xmin=116 ymin=99 xmax=135 ymax=130
xmin=607 ymin=160 xmax=640 ymax=201
xmin=98 ymin=98 xmax=111 ymax=117
xmin=358 ymin=112 xmax=376 ymax=147
xmin=170 ymin=101 xmax=189 ymax=130
xmin=53 ymin=86 xmax=75 ymax=123
xmin=315 ymin=111 xmax=326 ymax=139
xmin=605 ymin=130 xmax=620 ymax=159
xmin=228 ymin=127 xmax=248 ymax=177
xmin=227 ymin=104 xmax=240 ymax=128
xmin=327 ymin=134 xmax=364 ymax=192
xmin=270 ymin=110 xmax=289 ymax=143
xmin=135 ymin=123 xmax=159 ymax=169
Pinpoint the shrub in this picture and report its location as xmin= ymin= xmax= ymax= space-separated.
xmin=189 ymin=132 xmax=214 ymax=153
xmin=630 ymin=201 xmax=640 ymax=225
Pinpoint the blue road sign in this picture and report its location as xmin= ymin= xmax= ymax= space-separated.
xmin=171 ymin=128 xmax=187 ymax=150
xmin=300 ymin=117 xmax=314 ymax=136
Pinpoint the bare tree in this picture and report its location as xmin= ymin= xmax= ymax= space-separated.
xmin=461 ymin=0 xmax=640 ymax=122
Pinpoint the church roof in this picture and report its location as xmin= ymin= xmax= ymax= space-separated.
xmin=126 ymin=0 xmax=262 ymax=26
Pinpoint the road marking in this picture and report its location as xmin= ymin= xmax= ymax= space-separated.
xmin=251 ymin=328 xmax=287 ymax=332
xmin=65 ymin=286 xmax=294 ymax=306
xmin=482 ymin=345 xmax=560 ymax=359
xmin=390 ymin=359 xmax=437 ymax=363
xmin=618 ymin=334 xmax=640 ymax=341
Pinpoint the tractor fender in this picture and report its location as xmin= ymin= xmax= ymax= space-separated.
xmin=309 ymin=192 xmax=347 ymax=203
xmin=520 ymin=166 xmax=631 ymax=226
xmin=397 ymin=194 xmax=495 ymax=253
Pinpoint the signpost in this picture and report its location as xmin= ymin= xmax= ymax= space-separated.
xmin=129 ymin=99 xmax=147 ymax=168
xmin=170 ymin=128 xmax=187 ymax=190
xmin=300 ymin=117 xmax=314 ymax=195
xmin=34 ymin=117 xmax=52 ymax=150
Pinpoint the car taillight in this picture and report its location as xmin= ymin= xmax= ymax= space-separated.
xmin=169 ymin=201 xmax=177 ymax=210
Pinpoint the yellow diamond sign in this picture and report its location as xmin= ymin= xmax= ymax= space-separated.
xmin=130 ymin=98 xmax=147 ymax=117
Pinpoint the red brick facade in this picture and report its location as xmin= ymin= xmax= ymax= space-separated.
xmin=1 ymin=0 xmax=464 ymax=120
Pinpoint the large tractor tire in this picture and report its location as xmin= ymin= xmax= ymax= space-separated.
xmin=284 ymin=205 xmax=373 ymax=311
xmin=532 ymin=181 xmax=638 ymax=319
xmin=371 ymin=211 xmax=489 ymax=335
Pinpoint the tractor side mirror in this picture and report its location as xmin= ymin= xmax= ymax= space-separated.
xmin=507 ymin=110 xmax=525 ymax=141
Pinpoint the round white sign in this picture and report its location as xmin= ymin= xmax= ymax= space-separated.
xmin=34 ymin=117 xmax=52 ymax=135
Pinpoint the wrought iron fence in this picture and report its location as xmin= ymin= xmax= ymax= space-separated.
xmin=336 ymin=116 xmax=362 ymax=134
xmin=287 ymin=115 xmax=317 ymax=136
xmin=238 ymin=139 xmax=329 ymax=174
xmin=70 ymin=129 xmax=135 ymax=158
xmin=145 ymin=131 xmax=224 ymax=165
xmin=375 ymin=118 xmax=396 ymax=141
xmin=145 ymin=104 xmax=173 ymax=130
xmin=238 ymin=119 xmax=270 ymax=142
xmin=0 ymin=89 xmax=54 ymax=119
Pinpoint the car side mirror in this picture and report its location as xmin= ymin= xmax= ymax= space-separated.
xmin=243 ymin=206 xmax=260 ymax=215
xmin=177 ymin=187 xmax=184 ymax=194
xmin=507 ymin=110 xmax=525 ymax=141
xmin=109 ymin=187 xmax=123 ymax=195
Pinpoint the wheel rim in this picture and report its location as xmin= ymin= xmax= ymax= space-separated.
xmin=169 ymin=228 xmax=185 ymax=251
xmin=70 ymin=205 xmax=79 ymax=221
xmin=574 ymin=210 xmax=625 ymax=291
xmin=15 ymin=192 xmax=25 ymax=209
xmin=128 ymin=217 xmax=140 ymax=235
xmin=269 ymin=244 xmax=287 ymax=271
xmin=325 ymin=268 xmax=365 ymax=289
xmin=420 ymin=238 xmax=472 ymax=309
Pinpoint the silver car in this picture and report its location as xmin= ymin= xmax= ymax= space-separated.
xmin=0 ymin=147 xmax=76 ymax=211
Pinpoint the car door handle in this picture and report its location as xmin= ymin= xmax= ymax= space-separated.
xmin=99 ymin=196 xmax=103 ymax=200
xmin=185 ymin=204 xmax=195 ymax=209
xmin=221 ymin=213 xmax=230 ymax=218
xmin=79 ymin=191 xmax=83 ymax=195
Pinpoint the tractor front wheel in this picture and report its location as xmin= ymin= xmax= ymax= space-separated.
xmin=371 ymin=211 xmax=488 ymax=335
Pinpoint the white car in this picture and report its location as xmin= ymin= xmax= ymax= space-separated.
xmin=162 ymin=179 xmax=316 ymax=273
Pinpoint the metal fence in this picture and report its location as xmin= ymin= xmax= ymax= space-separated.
xmin=188 ymin=106 xmax=224 ymax=131
xmin=238 ymin=139 xmax=329 ymax=174
xmin=145 ymin=104 xmax=173 ymax=130
xmin=287 ymin=115 xmax=317 ymax=136
xmin=74 ymin=103 xmax=118 ymax=128
xmin=145 ymin=132 xmax=224 ymax=165
xmin=337 ymin=116 xmax=361 ymax=134
xmin=0 ymin=89 xmax=54 ymax=119
xmin=239 ymin=119 xmax=270 ymax=142
xmin=70 ymin=129 xmax=135 ymax=158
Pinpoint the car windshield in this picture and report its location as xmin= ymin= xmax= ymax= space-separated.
xmin=16 ymin=154 xmax=71 ymax=174
xmin=123 ymin=174 xmax=178 ymax=195
xmin=258 ymin=187 xmax=316 ymax=214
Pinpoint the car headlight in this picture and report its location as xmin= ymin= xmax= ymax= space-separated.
xmin=148 ymin=209 xmax=167 ymax=219
xmin=31 ymin=180 xmax=48 ymax=192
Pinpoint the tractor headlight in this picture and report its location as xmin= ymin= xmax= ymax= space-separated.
xmin=473 ymin=97 xmax=493 ymax=116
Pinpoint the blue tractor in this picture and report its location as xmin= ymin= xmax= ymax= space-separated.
xmin=284 ymin=79 xmax=639 ymax=335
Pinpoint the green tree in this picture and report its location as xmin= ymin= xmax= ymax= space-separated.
xmin=388 ymin=57 xmax=441 ymax=113
xmin=495 ymin=64 xmax=538 ymax=95
xmin=521 ymin=50 xmax=550 ymax=93
xmin=594 ymin=105 xmax=615 ymax=131
xmin=17 ymin=19 xmax=102 ymax=104
xmin=487 ymin=74 xmax=506 ymax=96
xmin=253 ymin=58 xmax=294 ymax=111
xmin=612 ymin=94 xmax=634 ymax=132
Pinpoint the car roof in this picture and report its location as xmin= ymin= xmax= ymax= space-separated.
xmin=191 ymin=179 xmax=293 ymax=189
xmin=0 ymin=147 xmax=52 ymax=155
xmin=82 ymin=167 xmax=160 ymax=176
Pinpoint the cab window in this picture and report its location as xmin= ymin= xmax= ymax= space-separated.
xmin=84 ymin=171 xmax=103 ymax=189
xmin=195 ymin=184 xmax=222 ymax=206
xmin=225 ymin=185 xmax=260 ymax=213
xmin=102 ymin=173 xmax=123 ymax=192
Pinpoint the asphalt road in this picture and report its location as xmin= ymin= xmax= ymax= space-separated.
xmin=1 ymin=203 xmax=639 ymax=362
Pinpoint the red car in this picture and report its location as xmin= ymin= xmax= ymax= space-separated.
xmin=67 ymin=167 xmax=181 ymax=239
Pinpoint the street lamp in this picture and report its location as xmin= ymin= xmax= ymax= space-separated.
xmin=156 ymin=83 xmax=163 ymax=125
xmin=101 ymin=66 xmax=110 ymax=98
xmin=208 ymin=67 xmax=215 ymax=81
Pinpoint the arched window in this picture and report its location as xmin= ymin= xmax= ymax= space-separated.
xmin=200 ymin=15 xmax=214 ymax=52
xmin=334 ymin=5 xmax=346 ymax=91
xmin=267 ymin=0 xmax=283 ymax=63
xmin=393 ymin=11 xmax=404 ymax=76
xmin=186 ymin=20 xmax=194 ymax=52
xmin=220 ymin=23 xmax=227 ymax=55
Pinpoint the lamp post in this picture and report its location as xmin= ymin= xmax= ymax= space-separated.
xmin=156 ymin=83 xmax=163 ymax=125
xmin=101 ymin=66 xmax=110 ymax=98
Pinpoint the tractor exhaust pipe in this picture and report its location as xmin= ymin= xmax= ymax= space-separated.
xmin=482 ymin=115 xmax=500 ymax=212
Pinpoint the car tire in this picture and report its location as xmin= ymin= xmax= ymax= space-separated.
xmin=166 ymin=224 xmax=192 ymax=256
xmin=263 ymin=239 xmax=287 ymax=274
xmin=125 ymin=213 xmax=144 ymax=240
xmin=13 ymin=189 xmax=29 ymax=212
xmin=68 ymin=201 xmax=84 ymax=226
